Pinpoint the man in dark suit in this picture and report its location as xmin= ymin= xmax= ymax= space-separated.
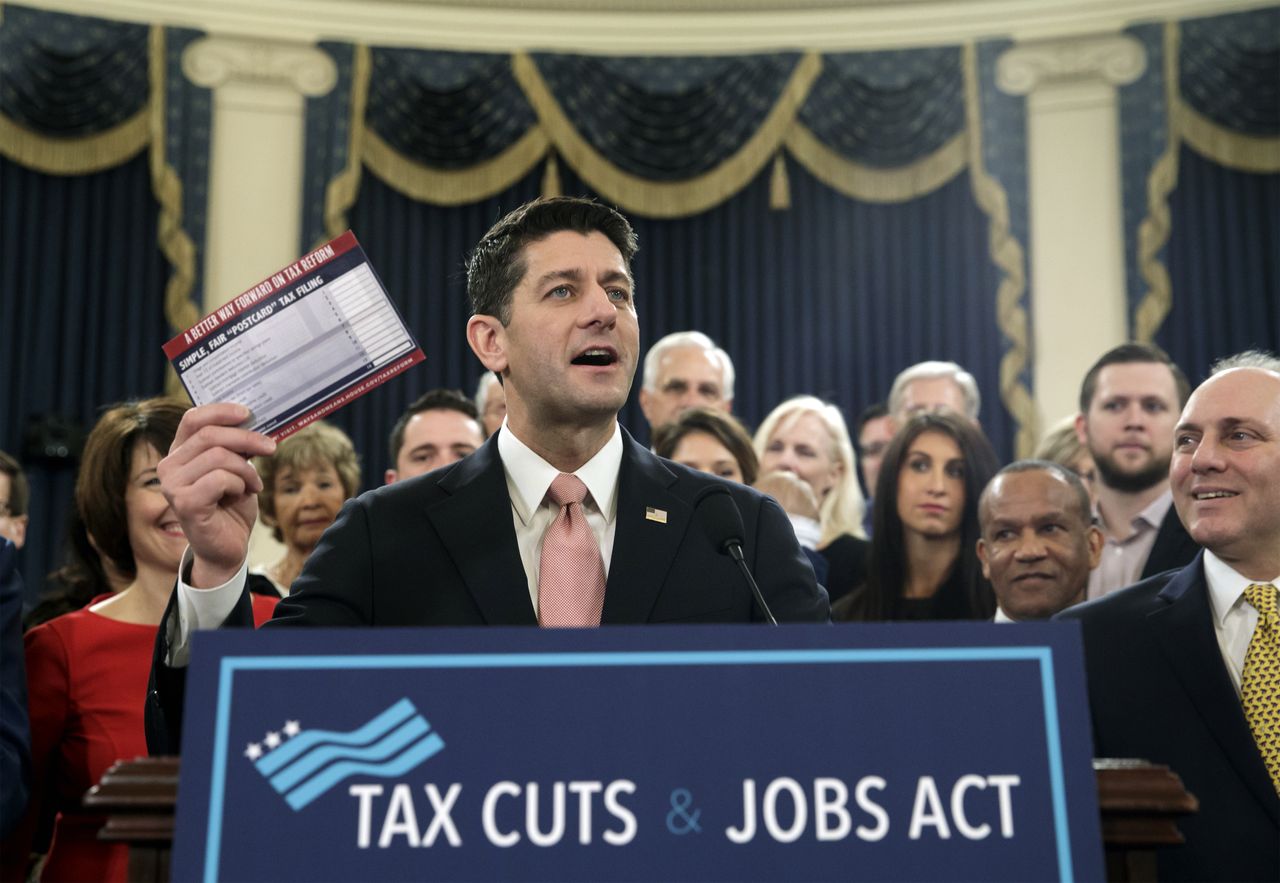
xmin=1075 ymin=343 xmax=1199 ymax=599
xmin=1060 ymin=352 xmax=1280 ymax=881
xmin=148 ymin=198 xmax=826 ymax=751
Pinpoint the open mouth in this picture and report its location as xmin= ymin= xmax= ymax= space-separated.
xmin=571 ymin=347 xmax=618 ymax=367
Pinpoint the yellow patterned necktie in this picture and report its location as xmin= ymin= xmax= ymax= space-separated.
xmin=1242 ymin=583 xmax=1280 ymax=794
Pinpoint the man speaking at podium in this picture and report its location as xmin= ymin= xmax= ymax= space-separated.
xmin=147 ymin=197 xmax=828 ymax=752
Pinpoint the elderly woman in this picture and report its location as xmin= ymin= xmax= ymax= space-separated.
xmin=754 ymin=396 xmax=869 ymax=603
xmin=252 ymin=421 xmax=360 ymax=595
xmin=4 ymin=399 xmax=276 ymax=883
xmin=835 ymin=412 xmax=1000 ymax=622
xmin=651 ymin=407 xmax=759 ymax=485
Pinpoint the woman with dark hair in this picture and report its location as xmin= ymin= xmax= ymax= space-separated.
xmin=651 ymin=407 xmax=759 ymax=485
xmin=835 ymin=412 xmax=1000 ymax=621
xmin=3 ymin=399 xmax=276 ymax=883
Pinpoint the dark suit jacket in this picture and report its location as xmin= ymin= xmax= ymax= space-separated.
xmin=1058 ymin=553 xmax=1280 ymax=881
xmin=1141 ymin=504 xmax=1200 ymax=580
xmin=0 ymin=540 xmax=30 ymax=838
xmin=148 ymin=429 xmax=828 ymax=752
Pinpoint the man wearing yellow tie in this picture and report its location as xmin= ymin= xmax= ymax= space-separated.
xmin=1060 ymin=350 xmax=1280 ymax=881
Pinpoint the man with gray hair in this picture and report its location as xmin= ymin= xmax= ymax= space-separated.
xmin=638 ymin=330 xmax=734 ymax=434
xmin=887 ymin=360 xmax=981 ymax=426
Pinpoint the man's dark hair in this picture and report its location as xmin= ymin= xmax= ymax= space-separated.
xmin=388 ymin=389 xmax=480 ymax=465
xmin=1078 ymin=343 xmax=1191 ymax=412
xmin=466 ymin=196 xmax=639 ymax=325
xmin=979 ymin=459 xmax=1092 ymax=528
xmin=0 ymin=450 xmax=28 ymax=517
xmin=854 ymin=403 xmax=889 ymax=440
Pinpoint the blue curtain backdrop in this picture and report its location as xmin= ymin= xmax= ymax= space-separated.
xmin=0 ymin=7 xmax=214 ymax=603
xmin=1121 ymin=9 xmax=1280 ymax=381
xmin=323 ymin=152 xmax=1012 ymax=495
xmin=0 ymin=154 xmax=171 ymax=602
xmin=1157 ymin=146 xmax=1280 ymax=376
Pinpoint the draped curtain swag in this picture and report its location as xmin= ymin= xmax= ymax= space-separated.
xmin=0 ymin=6 xmax=209 ymax=388
xmin=1124 ymin=10 xmax=1280 ymax=346
xmin=314 ymin=43 xmax=1036 ymax=457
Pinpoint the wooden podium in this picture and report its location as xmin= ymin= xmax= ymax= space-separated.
xmin=86 ymin=756 xmax=1196 ymax=883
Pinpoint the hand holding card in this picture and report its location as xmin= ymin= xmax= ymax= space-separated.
xmin=157 ymin=403 xmax=276 ymax=588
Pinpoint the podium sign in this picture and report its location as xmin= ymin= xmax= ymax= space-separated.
xmin=174 ymin=624 xmax=1103 ymax=881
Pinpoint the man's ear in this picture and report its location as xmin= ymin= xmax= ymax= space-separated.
xmin=1074 ymin=412 xmax=1089 ymax=446
xmin=467 ymin=315 xmax=508 ymax=375
xmin=638 ymin=388 xmax=657 ymax=424
xmin=976 ymin=538 xmax=991 ymax=580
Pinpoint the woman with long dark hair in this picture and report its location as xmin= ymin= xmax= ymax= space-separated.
xmin=835 ymin=412 xmax=999 ymax=621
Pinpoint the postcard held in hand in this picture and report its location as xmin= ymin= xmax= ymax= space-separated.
xmin=163 ymin=232 xmax=424 ymax=439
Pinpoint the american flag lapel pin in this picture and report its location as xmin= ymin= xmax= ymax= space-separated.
xmin=645 ymin=506 xmax=668 ymax=524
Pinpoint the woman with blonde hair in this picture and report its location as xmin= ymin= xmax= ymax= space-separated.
xmin=253 ymin=421 xmax=360 ymax=595
xmin=754 ymin=395 xmax=868 ymax=602
xmin=1035 ymin=415 xmax=1097 ymax=506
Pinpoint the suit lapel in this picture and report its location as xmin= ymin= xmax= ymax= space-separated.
xmin=1147 ymin=555 xmax=1280 ymax=824
xmin=426 ymin=435 xmax=537 ymax=625
xmin=1143 ymin=507 xmax=1200 ymax=578
xmin=600 ymin=433 xmax=690 ymax=624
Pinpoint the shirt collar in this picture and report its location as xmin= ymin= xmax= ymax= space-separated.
xmin=1203 ymin=549 xmax=1280 ymax=626
xmin=1092 ymin=488 xmax=1174 ymax=534
xmin=496 ymin=418 xmax=623 ymax=526
xmin=994 ymin=607 xmax=1017 ymax=624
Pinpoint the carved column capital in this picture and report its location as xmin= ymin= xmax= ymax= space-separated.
xmin=997 ymin=34 xmax=1146 ymax=96
xmin=182 ymin=36 xmax=337 ymax=96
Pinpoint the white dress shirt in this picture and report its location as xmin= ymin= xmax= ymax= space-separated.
xmin=497 ymin=419 xmax=622 ymax=611
xmin=1202 ymin=550 xmax=1274 ymax=695
xmin=1087 ymin=490 xmax=1174 ymax=600
xmin=168 ymin=420 xmax=624 ymax=664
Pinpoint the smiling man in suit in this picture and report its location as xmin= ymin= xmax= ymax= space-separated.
xmin=1060 ymin=350 xmax=1280 ymax=881
xmin=148 ymin=197 xmax=827 ymax=751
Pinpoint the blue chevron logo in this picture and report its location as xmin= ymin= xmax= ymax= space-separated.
xmin=243 ymin=698 xmax=445 ymax=811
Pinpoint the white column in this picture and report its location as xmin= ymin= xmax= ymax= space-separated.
xmin=182 ymin=36 xmax=337 ymax=311
xmin=997 ymin=34 xmax=1145 ymax=437
xmin=182 ymin=37 xmax=337 ymax=572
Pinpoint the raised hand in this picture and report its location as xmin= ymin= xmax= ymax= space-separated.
xmin=158 ymin=403 xmax=276 ymax=588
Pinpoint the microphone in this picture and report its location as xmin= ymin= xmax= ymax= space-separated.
xmin=694 ymin=486 xmax=777 ymax=625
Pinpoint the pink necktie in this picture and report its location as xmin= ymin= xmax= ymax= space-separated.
xmin=537 ymin=473 xmax=605 ymax=627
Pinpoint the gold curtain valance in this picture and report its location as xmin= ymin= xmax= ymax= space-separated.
xmin=785 ymin=124 xmax=968 ymax=204
xmin=1177 ymin=100 xmax=1280 ymax=175
xmin=0 ymin=109 xmax=149 ymax=176
xmin=339 ymin=48 xmax=974 ymax=223
xmin=512 ymin=50 xmax=822 ymax=219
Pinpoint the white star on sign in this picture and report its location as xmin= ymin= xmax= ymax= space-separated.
xmin=244 ymin=742 xmax=263 ymax=761
xmin=283 ymin=720 xmax=301 ymax=738
xmin=264 ymin=731 xmax=282 ymax=749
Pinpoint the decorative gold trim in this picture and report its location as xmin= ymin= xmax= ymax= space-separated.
xmin=769 ymin=151 xmax=790 ymax=209
xmin=1133 ymin=22 xmax=1180 ymax=344
xmin=785 ymin=124 xmax=967 ymax=203
xmin=323 ymin=43 xmax=371 ymax=241
xmin=513 ymin=50 xmax=822 ymax=218
xmin=0 ymin=109 xmax=149 ymax=176
xmin=364 ymin=124 xmax=551 ymax=206
xmin=148 ymin=26 xmax=200 ymax=400
xmin=962 ymin=42 xmax=1035 ymax=459
xmin=1176 ymin=99 xmax=1280 ymax=175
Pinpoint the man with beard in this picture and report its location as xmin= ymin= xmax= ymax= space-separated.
xmin=1074 ymin=343 xmax=1198 ymax=598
